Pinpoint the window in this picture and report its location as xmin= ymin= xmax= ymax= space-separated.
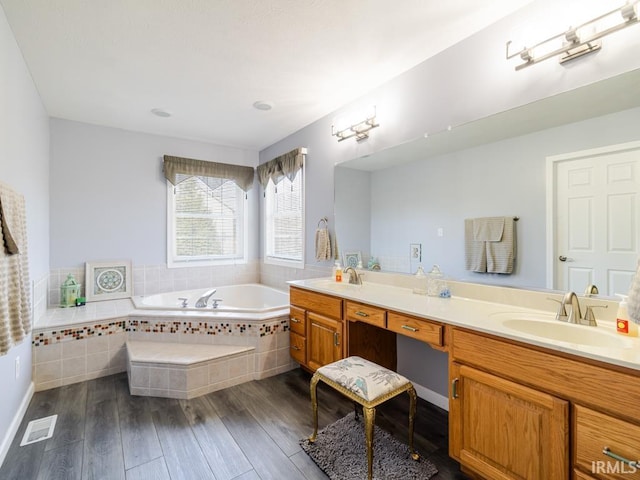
xmin=264 ymin=168 xmax=304 ymax=267
xmin=163 ymin=155 xmax=253 ymax=267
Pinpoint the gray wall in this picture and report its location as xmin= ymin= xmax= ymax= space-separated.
xmin=259 ymin=0 xmax=640 ymax=399
xmin=50 ymin=119 xmax=260 ymax=268
xmin=0 ymin=5 xmax=50 ymax=460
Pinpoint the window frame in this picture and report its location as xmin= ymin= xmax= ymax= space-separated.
xmin=166 ymin=176 xmax=248 ymax=269
xmin=263 ymin=166 xmax=305 ymax=269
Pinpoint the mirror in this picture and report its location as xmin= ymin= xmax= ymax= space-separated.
xmin=335 ymin=69 xmax=640 ymax=293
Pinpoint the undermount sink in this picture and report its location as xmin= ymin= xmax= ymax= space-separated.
xmin=499 ymin=316 xmax=634 ymax=349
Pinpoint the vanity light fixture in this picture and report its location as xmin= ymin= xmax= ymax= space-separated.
xmin=331 ymin=106 xmax=379 ymax=142
xmin=506 ymin=0 xmax=639 ymax=70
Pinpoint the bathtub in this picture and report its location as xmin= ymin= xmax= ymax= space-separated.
xmin=33 ymin=283 xmax=295 ymax=392
xmin=132 ymin=283 xmax=289 ymax=313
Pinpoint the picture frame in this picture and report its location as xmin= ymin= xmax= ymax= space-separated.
xmin=342 ymin=251 xmax=362 ymax=269
xmin=85 ymin=260 xmax=132 ymax=302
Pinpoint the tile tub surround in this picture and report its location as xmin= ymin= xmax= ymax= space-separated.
xmin=126 ymin=341 xmax=256 ymax=399
xmin=32 ymin=306 xmax=294 ymax=391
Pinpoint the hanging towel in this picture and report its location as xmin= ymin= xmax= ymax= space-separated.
xmin=0 ymin=182 xmax=32 ymax=356
xmin=0 ymin=195 xmax=19 ymax=255
xmin=315 ymin=221 xmax=332 ymax=261
xmin=465 ymin=216 xmax=516 ymax=274
xmin=473 ymin=217 xmax=504 ymax=242
xmin=464 ymin=219 xmax=486 ymax=272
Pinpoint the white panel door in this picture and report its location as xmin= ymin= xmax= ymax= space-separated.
xmin=555 ymin=147 xmax=640 ymax=296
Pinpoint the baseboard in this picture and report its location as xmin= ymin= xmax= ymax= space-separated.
xmin=0 ymin=381 xmax=34 ymax=468
xmin=413 ymin=382 xmax=449 ymax=412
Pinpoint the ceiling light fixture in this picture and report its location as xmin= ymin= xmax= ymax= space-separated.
xmin=331 ymin=106 xmax=379 ymax=142
xmin=506 ymin=0 xmax=639 ymax=70
xmin=151 ymin=108 xmax=172 ymax=118
xmin=253 ymin=101 xmax=274 ymax=111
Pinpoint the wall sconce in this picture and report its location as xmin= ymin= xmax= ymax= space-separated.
xmin=331 ymin=106 xmax=379 ymax=142
xmin=506 ymin=0 xmax=639 ymax=70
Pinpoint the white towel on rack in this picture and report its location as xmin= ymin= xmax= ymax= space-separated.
xmin=0 ymin=182 xmax=32 ymax=355
xmin=315 ymin=225 xmax=332 ymax=261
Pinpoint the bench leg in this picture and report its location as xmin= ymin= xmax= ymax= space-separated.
xmin=363 ymin=406 xmax=375 ymax=480
xmin=408 ymin=386 xmax=419 ymax=461
xmin=309 ymin=373 xmax=320 ymax=443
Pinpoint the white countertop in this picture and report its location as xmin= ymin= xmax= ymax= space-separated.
xmin=289 ymin=277 xmax=640 ymax=372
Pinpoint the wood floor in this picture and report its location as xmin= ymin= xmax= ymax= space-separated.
xmin=1 ymin=368 xmax=469 ymax=480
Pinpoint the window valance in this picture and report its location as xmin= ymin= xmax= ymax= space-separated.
xmin=257 ymin=148 xmax=305 ymax=188
xmin=163 ymin=155 xmax=255 ymax=192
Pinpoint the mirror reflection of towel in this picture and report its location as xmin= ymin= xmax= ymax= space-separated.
xmin=465 ymin=217 xmax=516 ymax=274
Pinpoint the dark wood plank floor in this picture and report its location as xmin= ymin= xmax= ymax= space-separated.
xmin=1 ymin=368 xmax=470 ymax=480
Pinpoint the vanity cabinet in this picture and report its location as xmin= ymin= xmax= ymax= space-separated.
xmin=289 ymin=287 xmax=344 ymax=372
xmin=449 ymin=327 xmax=640 ymax=480
xmin=450 ymin=362 xmax=568 ymax=479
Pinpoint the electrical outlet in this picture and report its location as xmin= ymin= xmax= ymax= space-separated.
xmin=15 ymin=356 xmax=20 ymax=379
xmin=410 ymin=243 xmax=421 ymax=261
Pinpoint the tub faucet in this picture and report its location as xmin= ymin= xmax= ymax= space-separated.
xmin=195 ymin=288 xmax=217 ymax=308
xmin=344 ymin=267 xmax=362 ymax=285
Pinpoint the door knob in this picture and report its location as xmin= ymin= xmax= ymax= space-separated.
xmin=558 ymin=255 xmax=574 ymax=262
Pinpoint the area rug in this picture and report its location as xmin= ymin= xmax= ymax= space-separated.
xmin=300 ymin=412 xmax=438 ymax=479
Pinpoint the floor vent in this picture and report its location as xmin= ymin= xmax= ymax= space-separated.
xmin=20 ymin=414 xmax=57 ymax=446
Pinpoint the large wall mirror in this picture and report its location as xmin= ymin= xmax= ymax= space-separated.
xmin=335 ymin=69 xmax=640 ymax=295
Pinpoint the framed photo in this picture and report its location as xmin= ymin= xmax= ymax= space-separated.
xmin=343 ymin=251 xmax=362 ymax=269
xmin=85 ymin=260 xmax=132 ymax=301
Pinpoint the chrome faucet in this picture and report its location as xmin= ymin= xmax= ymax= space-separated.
xmin=560 ymin=291 xmax=582 ymax=324
xmin=343 ymin=267 xmax=362 ymax=285
xmin=195 ymin=288 xmax=217 ymax=308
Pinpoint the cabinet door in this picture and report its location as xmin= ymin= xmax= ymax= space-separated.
xmin=450 ymin=363 xmax=569 ymax=480
xmin=307 ymin=312 xmax=343 ymax=371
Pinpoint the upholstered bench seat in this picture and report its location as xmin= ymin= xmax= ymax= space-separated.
xmin=309 ymin=356 xmax=418 ymax=480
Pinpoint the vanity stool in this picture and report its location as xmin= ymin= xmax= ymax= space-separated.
xmin=309 ymin=356 xmax=419 ymax=480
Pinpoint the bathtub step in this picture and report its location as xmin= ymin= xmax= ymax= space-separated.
xmin=126 ymin=341 xmax=255 ymax=400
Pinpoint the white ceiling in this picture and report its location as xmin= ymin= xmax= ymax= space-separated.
xmin=1 ymin=0 xmax=532 ymax=150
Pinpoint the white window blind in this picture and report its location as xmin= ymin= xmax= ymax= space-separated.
xmin=168 ymin=174 xmax=246 ymax=265
xmin=265 ymin=169 xmax=304 ymax=266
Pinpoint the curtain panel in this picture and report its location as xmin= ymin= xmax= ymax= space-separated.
xmin=257 ymin=147 xmax=305 ymax=188
xmin=163 ymin=155 xmax=255 ymax=192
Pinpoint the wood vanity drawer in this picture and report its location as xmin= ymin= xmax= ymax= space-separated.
xmin=290 ymin=287 xmax=342 ymax=320
xmin=574 ymin=404 xmax=640 ymax=479
xmin=388 ymin=312 xmax=443 ymax=347
xmin=290 ymin=332 xmax=306 ymax=364
xmin=289 ymin=306 xmax=305 ymax=336
xmin=345 ymin=301 xmax=386 ymax=328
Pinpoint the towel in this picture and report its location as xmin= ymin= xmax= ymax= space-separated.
xmin=0 ymin=195 xmax=19 ymax=255
xmin=473 ymin=217 xmax=504 ymax=242
xmin=0 ymin=182 xmax=32 ymax=356
xmin=315 ymin=226 xmax=332 ymax=261
xmin=465 ymin=216 xmax=516 ymax=274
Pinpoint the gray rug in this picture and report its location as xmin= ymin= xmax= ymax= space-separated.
xmin=300 ymin=412 xmax=438 ymax=479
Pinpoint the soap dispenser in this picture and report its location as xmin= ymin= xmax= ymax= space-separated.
xmin=615 ymin=294 xmax=638 ymax=336
xmin=334 ymin=261 xmax=343 ymax=283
